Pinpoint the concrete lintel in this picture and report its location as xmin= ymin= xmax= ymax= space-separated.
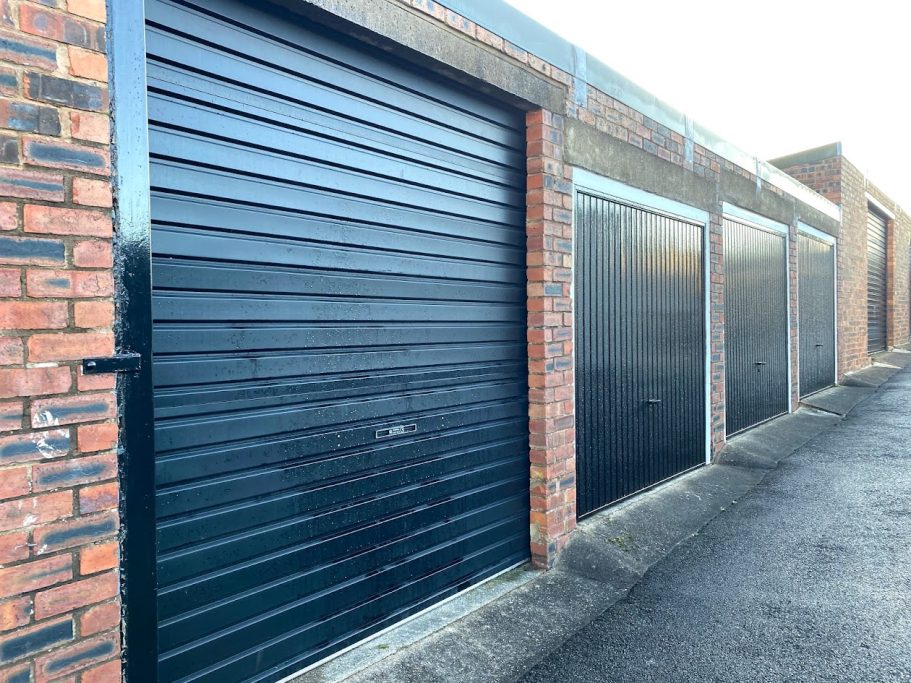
xmin=566 ymin=119 xmax=840 ymax=235
xmin=283 ymin=0 xmax=566 ymax=111
xmin=565 ymin=118 xmax=717 ymax=215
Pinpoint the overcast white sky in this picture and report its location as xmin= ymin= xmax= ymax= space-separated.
xmin=506 ymin=0 xmax=911 ymax=209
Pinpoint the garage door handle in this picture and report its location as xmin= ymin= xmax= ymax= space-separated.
xmin=815 ymin=343 xmax=824 ymax=347
xmin=754 ymin=361 xmax=767 ymax=366
xmin=645 ymin=398 xmax=662 ymax=405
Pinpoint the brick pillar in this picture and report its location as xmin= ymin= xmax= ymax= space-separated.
xmin=709 ymin=214 xmax=726 ymax=454
xmin=885 ymin=215 xmax=897 ymax=348
xmin=526 ymin=109 xmax=575 ymax=568
xmin=0 ymin=1 xmax=121 ymax=681
xmin=788 ymin=224 xmax=800 ymax=409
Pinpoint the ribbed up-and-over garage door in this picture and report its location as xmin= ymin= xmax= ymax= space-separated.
xmin=724 ymin=217 xmax=790 ymax=435
xmin=574 ymin=190 xmax=705 ymax=516
xmin=798 ymin=231 xmax=836 ymax=397
xmin=867 ymin=208 xmax=888 ymax=353
xmin=145 ymin=1 xmax=529 ymax=680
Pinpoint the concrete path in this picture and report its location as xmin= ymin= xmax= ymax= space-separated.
xmin=522 ymin=365 xmax=911 ymax=683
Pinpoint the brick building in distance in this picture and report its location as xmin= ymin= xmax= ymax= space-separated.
xmin=772 ymin=142 xmax=911 ymax=375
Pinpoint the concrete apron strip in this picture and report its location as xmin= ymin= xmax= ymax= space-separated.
xmin=299 ymin=373 xmax=893 ymax=683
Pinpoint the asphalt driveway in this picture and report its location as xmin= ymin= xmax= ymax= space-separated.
xmin=522 ymin=365 xmax=911 ymax=683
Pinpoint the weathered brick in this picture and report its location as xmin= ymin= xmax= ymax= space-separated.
xmin=0 ymin=136 xmax=16 ymax=164
xmin=26 ymin=269 xmax=112 ymax=298
xmin=0 ymin=663 xmax=32 ymax=683
xmin=0 ymin=237 xmax=64 ymax=266
xmin=68 ymin=111 xmax=107 ymax=144
xmin=25 ymin=74 xmax=107 ymax=113
xmin=27 ymin=332 xmax=112 ymax=362
xmin=74 ymin=422 xmax=114 ymax=453
xmin=0 ymin=401 xmax=21 ymax=432
xmin=0 ymin=2 xmax=12 ymax=29
xmin=70 ymin=177 xmax=110 ymax=207
xmin=0 ymin=598 xmax=31 ymax=633
xmin=0 ymin=430 xmax=69 ymax=465
xmin=0 ymin=67 xmax=17 ymax=97
xmin=77 ymin=601 xmax=117 ymax=637
xmin=81 ymin=659 xmax=119 ymax=683
xmin=0 ymin=338 xmax=22 ymax=365
xmin=67 ymin=0 xmax=106 ymax=23
xmin=23 ymin=205 xmax=110 ymax=237
xmin=0 ymin=466 xmax=29 ymax=501
xmin=0 ymin=29 xmax=57 ymax=70
xmin=32 ymin=511 xmax=116 ymax=556
xmin=0 ymin=169 xmax=64 ymax=202
xmin=0 ymin=491 xmax=71 ymax=531
xmin=19 ymin=6 xmax=104 ymax=52
xmin=23 ymin=138 xmax=109 ymax=175
xmin=73 ymin=301 xmax=111 ymax=329
xmin=74 ymin=366 xmax=113 ymax=392
xmin=31 ymin=451 xmax=115 ymax=490
xmin=0 ymin=271 xmax=17 ymax=299
xmin=0 ymin=203 xmax=15 ymax=230
xmin=0 ymin=101 xmax=60 ymax=136
xmin=0 ymin=618 xmax=72 ymax=664
xmin=66 ymin=46 xmax=106 ymax=82
xmin=0 ymin=302 xmax=67 ymax=331
xmin=0 ymin=554 xmax=72 ymax=599
xmin=77 ymin=540 xmax=116 ymax=575
xmin=33 ymin=632 xmax=117 ymax=680
xmin=0 ymin=366 xmax=71 ymax=399
xmin=77 ymin=481 xmax=115 ymax=514
xmin=0 ymin=530 xmax=28 ymax=564
xmin=70 ymin=240 xmax=109 ymax=268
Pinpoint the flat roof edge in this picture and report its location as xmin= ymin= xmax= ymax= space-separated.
xmin=438 ymin=0 xmax=840 ymax=221
xmin=768 ymin=143 xmax=843 ymax=170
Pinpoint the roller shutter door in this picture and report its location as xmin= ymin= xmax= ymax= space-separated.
xmin=574 ymin=191 xmax=705 ymax=517
xmin=145 ymin=1 xmax=529 ymax=680
xmin=798 ymin=232 xmax=836 ymax=397
xmin=867 ymin=209 xmax=888 ymax=352
xmin=724 ymin=218 xmax=789 ymax=435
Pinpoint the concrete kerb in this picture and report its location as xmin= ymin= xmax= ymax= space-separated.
xmin=298 ymin=367 xmax=901 ymax=683
xmin=800 ymin=356 xmax=910 ymax=414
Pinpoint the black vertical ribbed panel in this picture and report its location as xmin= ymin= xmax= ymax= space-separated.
xmin=723 ymin=218 xmax=789 ymax=435
xmin=574 ymin=192 xmax=705 ymax=518
xmin=867 ymin=209 xmax=888 ymax=352
xmin=145 ymin=1 xmax=529 ymax=681
xmin=798 ymin=233 xmax=836 ymax=397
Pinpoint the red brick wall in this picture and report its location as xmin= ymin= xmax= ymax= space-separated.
xmin=526 ymin=110 xmax=575 ymax=568
xmin=0 ymin=1 xmax=120 ymax=681
xmin=780 ymin=155 xmax=911 ymax=375
xmin=788 ymin=224 xmax=799 ymax=409
xmin=891 ymin=210 xmax=911 ymax=347
xmin=781 ymin=156 xmax=842 ymax=205
xmin=708 ymin=215 xmax=726 ymax=454
xmin=834 ymin=159 xmax=870 ymax=374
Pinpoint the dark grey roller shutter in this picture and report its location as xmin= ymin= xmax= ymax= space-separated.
xmin=145 ymin=1 xmax=529 ymax=680
xmin=574 ymin=192 xmax=705 ymax=517
xmin=867 ymin=209 xmax=888 ymax=352
xmin=798 ymin=232 xmax=836 ymax=397
xmin=724 ymin=218 xmax=789 ymax=435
